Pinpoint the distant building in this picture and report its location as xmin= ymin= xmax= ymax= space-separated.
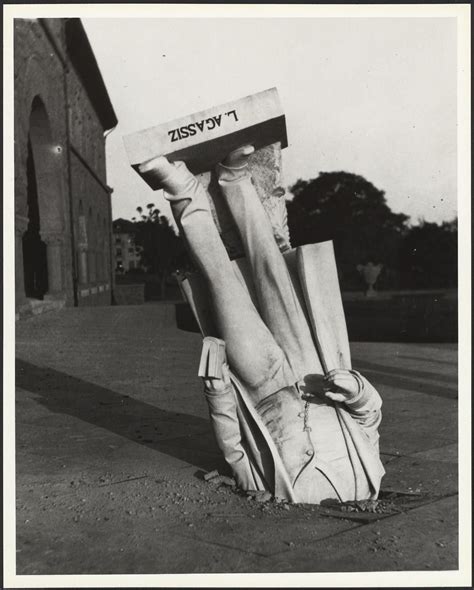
xmin=14 ymin=18 xmax=118 ymax=318
xmin=112 ymin=219 xmax=143 ymax=273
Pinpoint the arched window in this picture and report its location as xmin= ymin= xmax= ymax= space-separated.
xmin=22 ymin=95 xmax=66 ymax=298
xmin=88 ymin=207 xmax=96 ymax=283
xmin=22 ymin=135 xmax=48 ymax=298
xmin=22 ymin=95 xmax=66 ymax=299
xmin=96 ymin=212 xmax=102 ymax=280
xmin=77 ymin=200 xmax=88 ymax=284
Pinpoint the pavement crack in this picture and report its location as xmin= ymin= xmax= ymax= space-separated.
xmin=96 ymin=475 xmax=149 ymax=487
xmin=266 ymin=522 xmax=366 ymax=557
xmin=169 ymin=531 xmax=270 ymax=559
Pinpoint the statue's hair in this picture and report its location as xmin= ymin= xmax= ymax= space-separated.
xmin=199 ymin=143 xmax=291 ymax=259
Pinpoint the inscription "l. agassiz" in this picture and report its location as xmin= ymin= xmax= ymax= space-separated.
xmin=168 ymin=110 xmax=239 ymax=143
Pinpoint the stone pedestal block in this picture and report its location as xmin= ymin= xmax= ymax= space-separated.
xmin=124 ymin=87 xmax=287 ymax=187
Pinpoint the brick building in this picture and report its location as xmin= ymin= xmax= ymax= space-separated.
xmin=112 ymin=219 xmax=143 ymax=273
xmin=14 ymin=18 xmax=118 ymax=317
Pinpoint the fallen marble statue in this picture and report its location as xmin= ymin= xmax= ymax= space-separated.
xmin=136 ymin=145 xmax=385 ymax=504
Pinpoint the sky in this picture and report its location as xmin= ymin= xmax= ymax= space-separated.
xmin=82 ymin=17 xmax=458 ymax=225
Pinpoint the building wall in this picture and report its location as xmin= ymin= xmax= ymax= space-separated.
xmin=14 ymin=18 xmax=116 ymax=313
xmin=68 ymin=66 xmax=113 ymax=305
xmin=14 ymin=19 xmax=71 ymax=308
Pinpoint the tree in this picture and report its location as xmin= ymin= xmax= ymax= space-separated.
xmin=132 ymin=204 xmax=189 ymax=299
xmin=287 ymin=171 xmax=409 ymax=290
xmin=398 ymin=219 xmax=457 ymax=288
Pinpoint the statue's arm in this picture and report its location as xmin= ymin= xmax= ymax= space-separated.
xmin=343 ymin=371 xmax=383 ymax=449
xmin=323 ymin=368 xmax=382 ymax=449
xmin=204 ymin=382 xmax=257 ymax=490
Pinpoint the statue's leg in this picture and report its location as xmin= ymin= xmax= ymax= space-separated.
xmin=168 ymin=176 xmax=296 ymax=401
xmin=217 ymin=168 xmax=324 ymax=380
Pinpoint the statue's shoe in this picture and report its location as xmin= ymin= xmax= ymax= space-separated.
xmin=137 ymin=157 xmax=196 ymax=197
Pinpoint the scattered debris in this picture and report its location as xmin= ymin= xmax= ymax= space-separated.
xmin=317 ymin=489 xmax=433 ymax=522
xmin=255 ymin=491 xmax=272 ymax=503
xmin=245 ymin=489 xmax=272 ymax=502
xmin=203 ymin=470 xmax=219 ymax=481
xmin=340 ymin=499 xmax=396 ymax=514
xmin=207 ymin=475 xmax=236 ymax=488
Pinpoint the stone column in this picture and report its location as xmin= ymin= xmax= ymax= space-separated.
xmin=15 ymin=215 xmax=29 ymax=305
xmin=43 ymin=232 xmax=64 ymax=295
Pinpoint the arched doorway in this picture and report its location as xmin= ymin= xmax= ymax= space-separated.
xmin=22 ymin=96 xmax=64 ymax=300
xmin=22 ymin=138 xmax=48 ymax=299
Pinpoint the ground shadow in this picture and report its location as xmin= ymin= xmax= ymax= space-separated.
xmin=351 ymin=358 xmax=457 ymax=399
xmin=397 ymin=354 xmax=457 ymax=367
xmin=175 ymin=302 xmax=200 ymax=333
xmin=16 ymin=359 xmax=225 ymax=473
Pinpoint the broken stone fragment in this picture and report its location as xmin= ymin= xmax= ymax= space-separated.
xmin=203 ymin=470 xmax=219 ymax=481
xmin=255 ymin=491 xmax=272 ymax=503
xmin=207 ymin=475 xmax=236 ymax=487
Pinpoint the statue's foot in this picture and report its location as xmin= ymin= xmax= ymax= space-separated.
xmin=137 ymin=157 xmax=196 ymax=197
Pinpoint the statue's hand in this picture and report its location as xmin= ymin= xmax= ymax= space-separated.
xmin=221 ymin=145 xmax=255 ymax=169
xmin=323 ymin=369 xmax=361 ymax=403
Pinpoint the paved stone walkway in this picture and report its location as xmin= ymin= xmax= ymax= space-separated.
xmin=14 ymin=304 xmax=458 ymax=574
